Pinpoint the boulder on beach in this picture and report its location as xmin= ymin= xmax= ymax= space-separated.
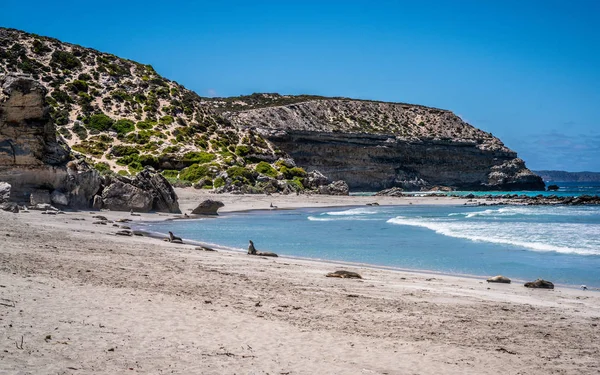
xmin=326 ymin=270 xmax=363 ymax=279
xmin=487 ymin=275 xmax=511 ymax=284
xmin=191 ymin=199 xmax=225 ymax=215
xmin=524 ymin=279 xmax=554 ymax=289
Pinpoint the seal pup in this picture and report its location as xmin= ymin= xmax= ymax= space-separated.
xmin=248 ymin=240 xmax=257 ymax=255
xmin=168 ymin=231 xmax=183 ymax=244
xmin=270 ymin=203 xmax=278 ymax=209
xmin=130 ymin=209 xmax=141 ymax=217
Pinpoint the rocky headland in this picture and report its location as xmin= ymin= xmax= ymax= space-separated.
xmin=0 ymin=27 xmax=545 ymax=202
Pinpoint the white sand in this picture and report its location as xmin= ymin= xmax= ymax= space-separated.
xmin=1 ymin=191 xmax=599 ymax=374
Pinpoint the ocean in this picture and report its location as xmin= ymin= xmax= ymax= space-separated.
xmin=143 ymin=193 xmax=600 ymax=288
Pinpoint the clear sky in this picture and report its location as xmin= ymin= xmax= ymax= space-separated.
xmin=2 ymin=0 xmax=599 ymax=171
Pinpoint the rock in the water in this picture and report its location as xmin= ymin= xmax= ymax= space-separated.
xmin=0 ymin=182 xmax=10 ymax=202
xmin=524 ymin=279 xmax=554 ymax=289
xmin=326 ymin=270 xmax=362 ymax=279
xmin=30 ymin=190 xmax=51 ymax=205
xmin=50 ymin=190 xmax=69 ymax=206
xmin=487 ymin=275 xmax=511 ymax=284
xmin=191 ymin=199 xmax=225 ymax=215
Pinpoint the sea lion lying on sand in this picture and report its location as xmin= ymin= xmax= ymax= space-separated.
xmin=524 ymin=279 xmax=554 ymax=289
xmin=247 ymin=240 xmax=278 ymax=257
xmin=487 ymin=275 xmax=511 ymax=284
xmin=326 ymin=270 xmax=362 ymax=279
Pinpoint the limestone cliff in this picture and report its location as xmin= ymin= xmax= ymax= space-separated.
xmin=225 ymin=99 xmax=544 ymax=191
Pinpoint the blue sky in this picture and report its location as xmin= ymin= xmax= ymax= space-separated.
xmin=2 ymin=0 xmax=599 ymax=171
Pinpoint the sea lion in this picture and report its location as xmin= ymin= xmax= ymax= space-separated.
xmin=168 ymin=231 xmax=183 ymax=244
xmin=487 ymin=275 xmax=511 ymax=284
xmin=326 ymin=270 xmax=362 ymax=279
xmin=524 ymin=279 xmax=554 ymax=289
xmin=247 ymin=240 xmax=278 ymax=257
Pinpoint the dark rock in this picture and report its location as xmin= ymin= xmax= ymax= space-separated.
xmin=0 ymin=201 xmax=19 ymax=213
xmin=375 ymin=187 xmax=404 ymax=197
xmin=50 ymin=190 xmax=69 ymax=206
xmin=547 ymin=184 xmax=559 ymax=191
xmin=326 ymin=270 xmax=362 ymax=279
xmin=318 ymin=180 xmax=349 ymax=195
xmin=524 ymin=279 xmax=554 ymax=289
xmin=191 ymin=199 xmax=224 ymax=215
xmin=101 ymin=181 xmax=153 ymax=212
xmin=30 ymin=190 xmax=51 ymax=205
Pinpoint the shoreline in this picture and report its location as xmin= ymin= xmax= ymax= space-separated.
xmin=2 ymin=190 xmax=600 ymax=374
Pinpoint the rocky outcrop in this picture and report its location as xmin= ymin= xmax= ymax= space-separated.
xmin=191 ymin=199 xmax=224 ymax=215
xmin=0 ymin=181 xmax=9 ymax=202
xmin=0 ymin=75 xmax=101 ymax=207
xmin=227 ymin=100 xmax=545 ymax=191
xmin=95 ymin=168 xmax=180 ymax=213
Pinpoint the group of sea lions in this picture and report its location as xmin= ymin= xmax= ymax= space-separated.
xmin=487 ymin=275 xmax=556 ymax=289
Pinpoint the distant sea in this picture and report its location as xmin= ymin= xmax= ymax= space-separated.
xmin=144 ymin=182 xmax=600 ymax=288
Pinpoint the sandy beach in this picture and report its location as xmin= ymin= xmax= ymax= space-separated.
xmin=1 ymin=190 xmax=599 ymax=374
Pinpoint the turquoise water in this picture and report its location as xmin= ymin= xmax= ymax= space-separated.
xmin=143 ymin=204 xmax=600 ymax=288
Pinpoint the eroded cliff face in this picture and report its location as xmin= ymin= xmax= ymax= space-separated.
xmin=0 ymin=74 xmax=100 ymax=205
xmin=226 ymin=99 xmax=544 ymax=191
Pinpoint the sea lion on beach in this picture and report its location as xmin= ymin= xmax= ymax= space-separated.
xmin=247 ymin=240 xmax=278 ymax=257
xmin=326 ymin=270 xmax=362 ymax=279
xmin=524 ymin=279 xmax=554 ymax=289
xmin=168 ymin=231 xmax=183 ymax=244
xmin=487 ymin=275 xmax=511 ymax=284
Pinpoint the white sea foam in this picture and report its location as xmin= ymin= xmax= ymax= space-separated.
xmin=450 ymin=206 xmax=599 ymax=219
xmin=308 ymin=216 xmax=377 ymax=222
xmin=387 ymin=216 xmax=600 ymax=256
xmin=325 ymin=207 xmax=379 ymax=216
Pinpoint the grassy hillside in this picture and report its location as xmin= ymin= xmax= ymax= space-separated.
xmin=0 ymin=27 xmax=295 ymax=191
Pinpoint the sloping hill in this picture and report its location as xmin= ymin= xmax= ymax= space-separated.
xmin=0 ymin=27 xmax=544 ymax=192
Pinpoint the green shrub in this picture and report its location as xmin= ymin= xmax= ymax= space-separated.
xmin=288 ymin=177 xmax=304 ymax=191
xmin=87 ymin=114 xmax=114 ymax=132
xmin=72 ymin=141 xmax=108 ymax=157
xmin=51 ymin=50 xmax=82 ymax=70
xmin=227 ymin=166 xmax=254 ymax=182
xmin=51 ymin=89 xmax=72 ymax=103
xmin=72 ymin=122 xmax=87 ymax=139
xmin=128 ymin=161 xmax=143 ymax=173
xmin=93 ymin=162 xmax=111 ymax=173
xmin=235 ymin=145 xmax=251 ymax=156
xmin=280 ymin=166 xmax=307 ymax=179
xmin=161 ymin=169 xmax=179 ymax=178
xmin=112 ymin=119 xmax=135 ymax=135
xmin=180 ymin=164 xmax=211 ymax=183
xmin=110 ymin=145 xmax=139 ymax=157
xmin=159 ymin=115 xmax=174 ymax=125
xmin=67 ymin=80 xmax=88 ymax=93
xmin=182 ymin=151 xmax=216 ymax=164
xmin=136 ymin=120 xmax=155 ymax=130
xmin=213 ymin=176 xmax=225 ymax=188
xmin=138 ymin=154 xmax=159 ymax=168
xmin=77 ymin=73 xmax=92 ymax=81
xmin=255 ymin=161 xmax=278 ymax=178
